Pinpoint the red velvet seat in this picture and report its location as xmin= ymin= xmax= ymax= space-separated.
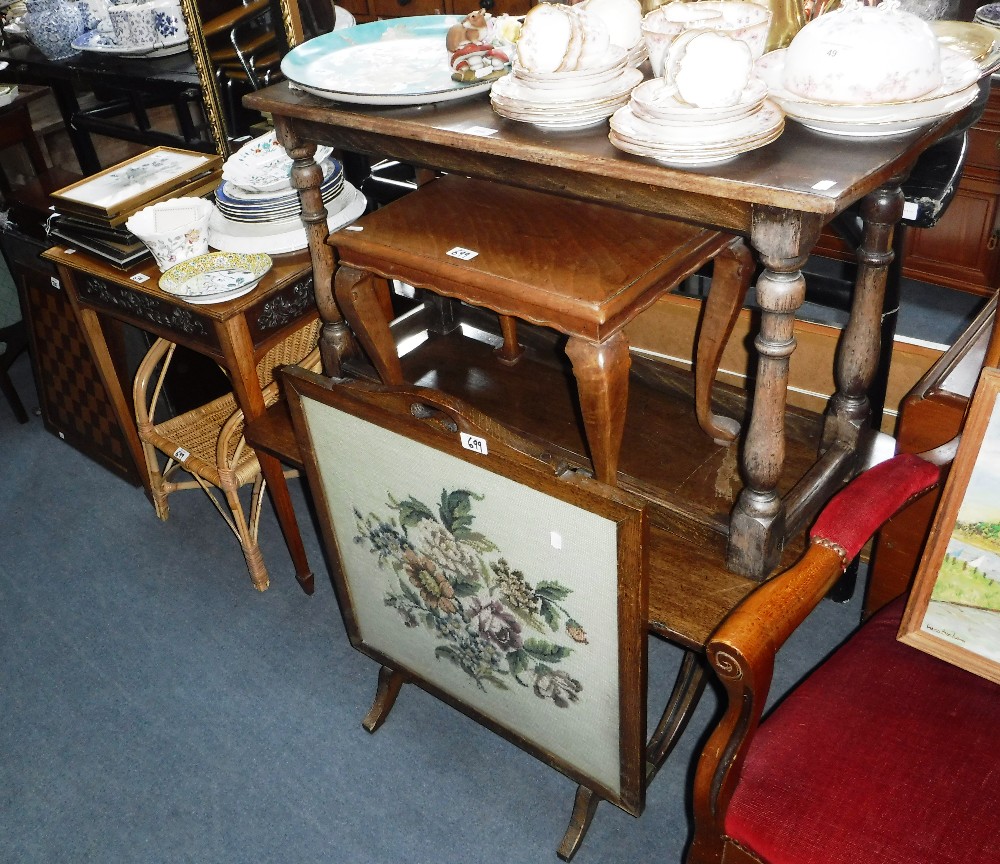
xmin=686 ymin=449 xmax=1000 ymax=864
xmin=726 ymin=596 xmax=1000 ymax=864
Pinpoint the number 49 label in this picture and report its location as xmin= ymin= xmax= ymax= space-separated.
xmin=460 ymin=432 xmax=488 ymax=455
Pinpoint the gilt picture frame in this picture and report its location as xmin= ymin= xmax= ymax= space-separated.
xmin=284 ymin=370 xmax=649 ymax=818
xmin=50 ymin=147 xmax=222 ymax=220
xmin=900 ymin=367 xmax=1000 ymax=684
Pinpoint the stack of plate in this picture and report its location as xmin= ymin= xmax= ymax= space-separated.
xmin=756 ymin=46 xmax=982 ymax=138
xmin=608 ymin=75 xmax=783 ymax=165
xmin=209 ymin=131 xmax=366 ymax=255
xmin=491 ymin=46 xmax=643 ymax=130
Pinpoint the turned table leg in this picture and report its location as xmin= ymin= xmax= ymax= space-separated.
xmin=728 ymin=208 xmax=819 ymax=578
xmin=565 ymin=332 xmax=631 ymax=486
xmin=822 ymin=180 xmax=905 ymax=453
xmin=276 ymin=119 xmax=359 ymax=377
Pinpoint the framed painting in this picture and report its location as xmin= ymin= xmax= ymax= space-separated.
xmin=900 ymin=366 xmax=1000 ymax=684
xmin=50 ymin=147 xmax=223 ymax=221
xmin=284 ymin=370 xmax=649 ymax=820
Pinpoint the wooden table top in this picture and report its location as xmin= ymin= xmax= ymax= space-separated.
xmin=247 ymin=81 xmax=970 ymax=233
xmin=44 ymin=246 xmax=313 ymax=323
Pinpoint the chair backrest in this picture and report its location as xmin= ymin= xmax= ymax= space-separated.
xmin=255 ymin=317 xmax=321 ymax=390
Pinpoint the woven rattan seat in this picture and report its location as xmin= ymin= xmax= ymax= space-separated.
xmin=133 ymin=318 xmax=321 ymax=590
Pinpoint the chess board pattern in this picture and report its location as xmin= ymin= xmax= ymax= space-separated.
xmin=21 ymin=266 xmax=142 ymax=486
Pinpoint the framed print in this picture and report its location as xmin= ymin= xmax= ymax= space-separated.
xmin=284 ymin=370 xmax=649 ymax=819
xmin=900 ymin=367 xmax=1000 ymax=684
xmin=51 ymin=147 xmax=223 ymax=221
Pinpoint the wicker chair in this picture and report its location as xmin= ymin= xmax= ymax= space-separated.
xmin=133 ymin=319 xmax=321 ymax=591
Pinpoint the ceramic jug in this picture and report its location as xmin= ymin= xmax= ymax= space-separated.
xmin=23 ymin=0 xmax=90 ymax=60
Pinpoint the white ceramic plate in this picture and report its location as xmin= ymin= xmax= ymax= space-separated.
xmin=223 ymin=131 xmax=334 ymax=193
xmin=610 ymin=100 xmax=784 ymax=148
xmin=769 ymin=84 xmax=979 ymax=136
xmin=629 ymin=76 xmax=767 ymax=124
xmin=160 ymin=252 xmax=273 ymax=299
xmin=208 ymin=183 xmax=367 ymax=255
xmin=281 ymin=16 xmax=504 ymax=106
xmin=493 ymin=66 xmax=642 ymax=105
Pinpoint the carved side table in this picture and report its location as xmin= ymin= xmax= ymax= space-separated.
xmin=45 ymin=245 xmax=320 ymax=594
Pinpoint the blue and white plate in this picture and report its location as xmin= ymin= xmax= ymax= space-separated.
xmin=281 ymin=15 xmax=502 ymax=106
xmin=72 ymin=27 xmax=188 ymax=57
xmin=219 ymin=158 xmax=342 ymax=203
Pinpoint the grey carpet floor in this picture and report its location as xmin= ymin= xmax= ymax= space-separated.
xmin=0 ymin=349 xmax=873 ymax=864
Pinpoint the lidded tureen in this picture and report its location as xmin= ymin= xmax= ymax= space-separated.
xmin=782 ymin=0 xmax=943 ymax=104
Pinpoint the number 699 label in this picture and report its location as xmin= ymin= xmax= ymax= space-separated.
xmin=460 ymin=433 xmax=488 ymax=455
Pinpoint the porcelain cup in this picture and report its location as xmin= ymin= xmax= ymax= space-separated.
xmin=108 ymin=2 xmax=156 ymax=47
xmin=149 ymin=0 xmax=186 ymax=41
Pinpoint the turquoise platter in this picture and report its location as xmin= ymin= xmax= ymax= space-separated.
xmin=280 ymin=15 xmax=501 ymax=106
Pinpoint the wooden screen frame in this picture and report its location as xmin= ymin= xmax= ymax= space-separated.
xmin=900 ymin=366 xmax=1000 ymax=684
xmin=283 ymin=369 xmax=649 ymax=817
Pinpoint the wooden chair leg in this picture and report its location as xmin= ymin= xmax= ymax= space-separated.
xmin=363 ymin=665 xmax=406 ymax=733
xmin=223 ymin=474 xmax=269 ymax=592
xmin=695 ymin=238 xmax=754 ymax=444
xmin=557 ymin=785 xmax=602 ymax=861
xmin=495 ymin=314 xmax=524 ymax=365
xmin=335 ymin=264 xmax=405 ymax=385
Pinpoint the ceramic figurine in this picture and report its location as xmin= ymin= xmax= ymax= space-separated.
xmin=446 ymin=11 xmax=520 ymax=83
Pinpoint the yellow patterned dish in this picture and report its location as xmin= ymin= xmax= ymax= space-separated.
xmin=159 ymin=252 xmax=272 ymax=304
xmin=931 ymin=20 xmax=999 ymax=66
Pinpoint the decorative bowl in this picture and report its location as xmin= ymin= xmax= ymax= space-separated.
xmin=159 ymin=251 xmax=273 ymax=302
xmin=126 ymin=196 xmax=215 ymax=272
xmin=782 ymin=0 xmax=942 ymax=105
xmin=642 ymin=0 xmax=770 ymax=77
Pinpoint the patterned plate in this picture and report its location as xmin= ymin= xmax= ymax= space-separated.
xmin=159 ymin=252 xmax=273 ymax=299
xmin=222 ymin=131 xmax=334 ymax=193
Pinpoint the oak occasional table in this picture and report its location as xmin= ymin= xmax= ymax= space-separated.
xmin=45 ymin=246 xmax=320 ymax=594
xmin=246 ymin=81 xmax=971 ymax=582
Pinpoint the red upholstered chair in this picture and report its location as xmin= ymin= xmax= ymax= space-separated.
xmin=687 ymin=444 xmax=1000 ymax=864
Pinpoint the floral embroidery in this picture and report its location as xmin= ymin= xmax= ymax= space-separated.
xmin=353 ymin=489 xmax=588 ymax=706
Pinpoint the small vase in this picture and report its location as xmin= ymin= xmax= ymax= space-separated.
xmin=24 ymin=0 xmax=89 ymax=60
